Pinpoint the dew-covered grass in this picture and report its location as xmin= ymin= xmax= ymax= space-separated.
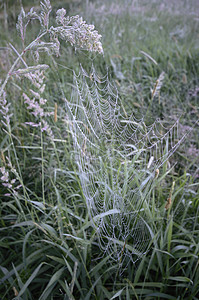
xmin=0 ymin=0 xmax=198 ymax=299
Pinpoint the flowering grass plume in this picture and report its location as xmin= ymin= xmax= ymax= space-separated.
xmin=18 ymin=68 xmax=55 ymax=138
xmin=0 ymin=91 xmax=12 ymax=133
xmin=50 ymin=8 xmax=103 ymax=54
xmin=0 ymin=94 xmax=22 ymax=196
xmin=151 ymin=71 xmax=165 ymax=99
xmin=15 ymin=0 xmax=103 ymax=60
xmin=0 ymin=159 xmax=22 ymax=196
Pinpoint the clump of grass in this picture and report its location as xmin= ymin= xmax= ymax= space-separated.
xmin=0 ymin=0 xmax=199 ymax=299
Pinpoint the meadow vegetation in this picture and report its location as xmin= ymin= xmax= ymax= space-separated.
xmin=0 ymin=0 xmax=198 ymax=299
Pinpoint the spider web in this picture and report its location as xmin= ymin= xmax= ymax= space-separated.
xmin=63 ymin=64 xmax=186 ymax=268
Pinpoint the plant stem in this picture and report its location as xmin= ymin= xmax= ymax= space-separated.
xmin=40 ymin=124 xmax=45 ymax=206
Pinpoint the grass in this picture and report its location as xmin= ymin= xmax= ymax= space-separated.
xmin=0 ymin=0 xmax=199 ymax=299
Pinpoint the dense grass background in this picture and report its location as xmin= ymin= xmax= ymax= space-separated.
xmin=0 ymin=0 xmax=199 ymax=299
